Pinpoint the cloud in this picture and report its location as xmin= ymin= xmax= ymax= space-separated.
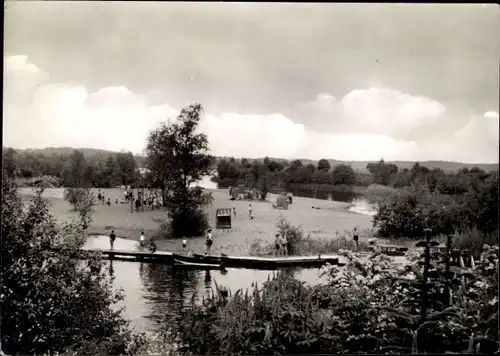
xmin=2 ymin=55 xmax=498 ymax=163
xmin=293 ymin=87 xmax=447 ymax=140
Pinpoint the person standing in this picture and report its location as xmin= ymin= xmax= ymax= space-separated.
xmin=281 ymin=233 xmax=288 ymax=257
xmin=273 ymin=234 xmax=281 ymax=257
xmin=352 ymin=227 xmax=359 ymax=252
xmin=109 ymin=230 xmax=116 ymax=250
xmin=182 ymin=238 xmax=187 ymax=252
xmin=248 ymin=204 xmax=252 ymax=218
xmin=205 ymin=229 xmax=213 ymax=255
xmin=233 ymin=206 xmax=236 ymax=216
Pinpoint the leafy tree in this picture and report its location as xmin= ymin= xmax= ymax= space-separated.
xmin=0 ymin=173 xmax=141 ymax=355
xmin=2 ymin=147 xmax=17 ymax=178
xmin=62 ymin=150 xmax=89 ymax=187
xmin=145 ymin=103 xmax=214 ymax=237
xmin=332 ymin=164 xmax=356 ymax=185
xmin=289 ymin=159 xmax=303 ymax=171
xmin=366 ymin=158 xmax=398 ymax=185
xmin=115 ymin=151 xmax=138 ymax=186
xmin=317 ymin=158 xmax=331 ymax=172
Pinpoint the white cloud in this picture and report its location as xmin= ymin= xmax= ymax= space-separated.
xmin=2 ymin=55 xmax=498 ymax=163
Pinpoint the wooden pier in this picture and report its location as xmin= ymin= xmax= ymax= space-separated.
xmin=80 ymin=248 xmax=340 ymax=270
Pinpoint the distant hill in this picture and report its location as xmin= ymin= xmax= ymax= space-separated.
xmin=5 ymin=147 xmax=498 ymax=173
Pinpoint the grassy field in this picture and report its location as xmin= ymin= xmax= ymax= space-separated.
xmin=19 ymin=187 xmax=374 ymax=256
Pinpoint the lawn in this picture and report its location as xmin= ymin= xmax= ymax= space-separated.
xmin=19 ymin=187 xmax=374 ymax=256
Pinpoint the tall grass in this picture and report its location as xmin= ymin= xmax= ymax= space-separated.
xmin=249 ymin=217 xmax=373 ymax=256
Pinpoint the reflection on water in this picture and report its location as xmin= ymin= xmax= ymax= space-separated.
xmin=289 ymin=186 xmax=361 ymax=203
xmin=85 ymin=236 xmax=327 ymax=332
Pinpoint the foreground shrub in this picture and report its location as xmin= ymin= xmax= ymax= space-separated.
xmin=1 ymin=174 xmax=140 ymax=355
xmin=174 ymin=244 xmax=499 ymax=355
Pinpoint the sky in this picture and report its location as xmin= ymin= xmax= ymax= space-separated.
xmin=3 ymin=2 xmax=499 ymax=163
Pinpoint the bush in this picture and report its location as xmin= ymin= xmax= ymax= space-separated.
xmin=63 ymin=187 xmax=96 ymax=212
xmin=249 ymin=229 xmax=372 ymax=257
xmin=174 ymin=245 xmax=499 ymax=355
xmin=1 ymin=174 xmax=140 ymax=355
xmin=276 ymin=216 xmax=303 ymax=255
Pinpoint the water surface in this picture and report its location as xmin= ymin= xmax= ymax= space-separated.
xmin=85 ymin=236 xmax=328 ymax=332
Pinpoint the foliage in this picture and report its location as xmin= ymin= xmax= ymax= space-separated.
xmin=145 ymin=103 xmax=214 ymax=237
xmin=0 ymin=173 xmax=142 ymax=355
xmin=4 ymin=146 xmax=141 ymax=188
xmin=275 ymin=217 xmax=304 ymax=255
xmin=316 ymin=158 xmax=331 ymax=172
xmin=373 ymin=171 xmax=498 ymax=241
xmin=367 ymin=158 xmax=398 ymax=185
xmin=63 ymin=187 xmax=96 ymax=214
xmin=175 ymin=241 xmax=499 ymax=355
xmin=332 ymin=164 xmax=356 ymax=185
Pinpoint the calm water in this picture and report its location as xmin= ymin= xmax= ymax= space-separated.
xmin=85 ymin=236 xmax=328 ymax=332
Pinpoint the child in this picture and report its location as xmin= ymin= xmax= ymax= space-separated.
xmin=205 ymin=229 xmax=213 ymax=255
xmin=109 ymin=230 xmax=116 ymax=250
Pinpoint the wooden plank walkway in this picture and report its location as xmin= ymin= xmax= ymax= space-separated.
xmin=81 ymin=248 xmax=340 ymax=269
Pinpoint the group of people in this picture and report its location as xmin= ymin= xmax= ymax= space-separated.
xmin=230 ymin=204 xmax=254 ymax=220
xmin=108 ymin=230 xmax=157 ymax=253
xmin=273 ymin=233 xmax=288 ymax=257
xmin=97 ymin=190 xmax=111 ymax=206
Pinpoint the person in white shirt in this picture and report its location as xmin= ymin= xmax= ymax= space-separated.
xmin=205 ymin=229 xmax=213 ymax=255
xmin=182 ymin=238 xmax=187 ymax=252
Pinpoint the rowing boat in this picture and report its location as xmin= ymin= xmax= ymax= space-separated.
xmin=173 ymin=259 xmax=224 ymax=270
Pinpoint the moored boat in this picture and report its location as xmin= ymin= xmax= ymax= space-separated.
xmin=173 ymin=259 xmax=225 ymax=270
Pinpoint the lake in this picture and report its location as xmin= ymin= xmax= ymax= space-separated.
xmin=85 ymin=235 xmax=329 ymax=332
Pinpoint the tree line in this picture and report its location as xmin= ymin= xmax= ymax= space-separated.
xmin=2 ymin=147 xmax=141 ymax=188
xmin=216 ymin=156 xmax=496 ymax=194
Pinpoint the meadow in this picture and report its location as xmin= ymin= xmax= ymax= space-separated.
xmin=19 ymin=187 xmax=374 ymax=256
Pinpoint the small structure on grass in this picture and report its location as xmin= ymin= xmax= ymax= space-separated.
xmin=215 ymin=208 xmax=232 ymax=229
xmin=273 ymin=195 xmax=289 ymax=210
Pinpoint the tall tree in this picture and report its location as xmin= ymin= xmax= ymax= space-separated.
xmin=332 ymin=164 xmax=356 ymax=185
xmin=2 ymin=147 xmax=17 ymax=178
xmin=317 ymin=159 xmax=331 ymax=172
xmin=146 ymin=103 xmax=214 ymax=237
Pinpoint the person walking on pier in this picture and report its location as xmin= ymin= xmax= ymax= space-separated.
xmin=109 ymin=230 xmax=116 ymax=250
xmin=205 ymin=229 xmax=213 ymax=255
